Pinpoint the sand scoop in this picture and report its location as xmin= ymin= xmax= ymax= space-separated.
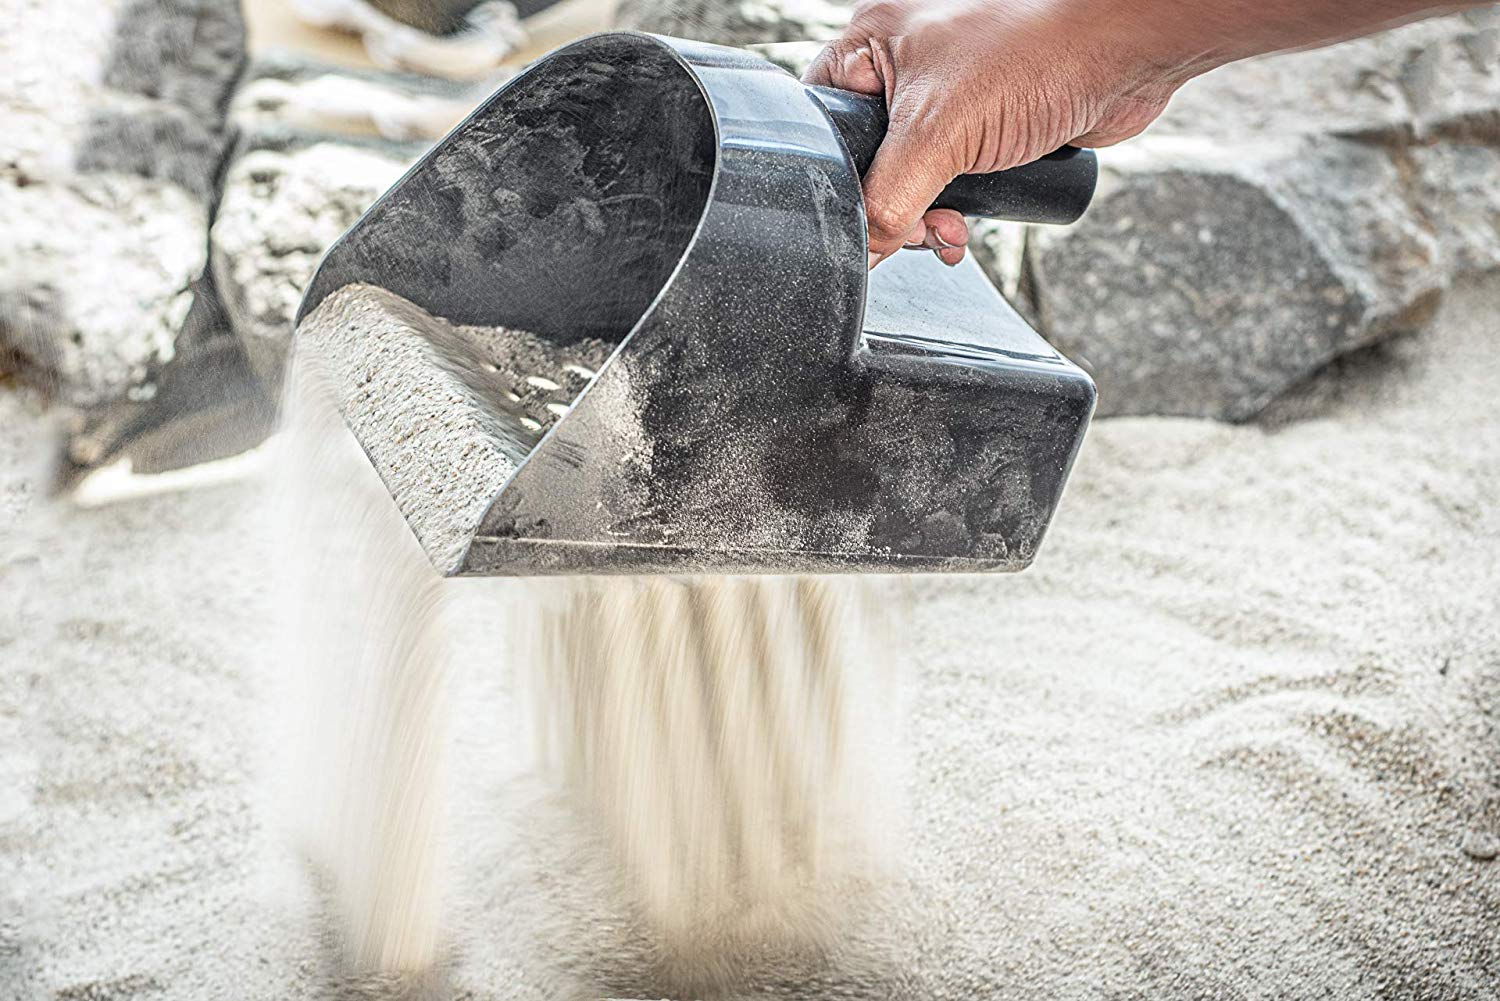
xmin=294 ymin=32 xmax=1098 ymax=576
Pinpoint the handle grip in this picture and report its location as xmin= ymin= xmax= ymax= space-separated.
xmin=808 ymin=85 xmax=1097 ymax=226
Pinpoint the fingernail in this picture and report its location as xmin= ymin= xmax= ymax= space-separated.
xmin=932 ymin=233 xmax=956 ymax=249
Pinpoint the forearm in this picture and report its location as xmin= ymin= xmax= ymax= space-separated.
xmin=810 ymin=0 xmax=1491 ymax=262
xmin=1136 ymin=0 xmax=1492 ymax=77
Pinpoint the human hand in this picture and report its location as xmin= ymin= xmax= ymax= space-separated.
xmin=807 ymin=0 xmax=1483 ymax=269
xmin=803 ymin=0 xmax=1201 ymax=268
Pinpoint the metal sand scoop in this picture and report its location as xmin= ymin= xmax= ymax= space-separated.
xmin=294 ymin=32 xmax=1098 ymax=576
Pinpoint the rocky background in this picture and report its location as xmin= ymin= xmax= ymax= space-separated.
xmin=2 ymin=0 xmax=1499 ymax=480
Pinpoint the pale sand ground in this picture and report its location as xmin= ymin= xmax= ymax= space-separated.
xmin=2 ymin=277 xmax=1499 ymax=998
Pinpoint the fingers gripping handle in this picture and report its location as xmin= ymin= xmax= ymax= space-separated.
xmin=808 ymin=85 xmax=1098 ymax=226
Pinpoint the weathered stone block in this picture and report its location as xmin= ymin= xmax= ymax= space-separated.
xmin=0 ymin=0 xmax=245 ymax=406
xmin=1027 ymin=136 xmax=1444 ymax=421
xmin=1014 ymin=12 xmax=1500 ymax=421
xmin=1154 ymin=11 xmax=1500 ymax=143
xmin=210 ymin=144 xmax=409 ymax=387
xmin=0 ymin=174 xmax=205 ymax=404
xmin=1409 ymin=142 xmax=1500 ymax=275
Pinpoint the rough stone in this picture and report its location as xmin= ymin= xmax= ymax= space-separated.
xmin=1153 ymin=10 xmax=1500 ymax=144
xmin=3 ymin=0 xmax=245 ymax=198
xmin=96 ymin=0 xmax=248 ymax=124
xmin=74 ymin=103 xmax=232 ymax=204
xmin=1408 ymin=141 xmax=1500 ymax=275
xmin=613 ymin=0 xmax=850 ymax=46
xmin=1027 ymin=135 xmax=1446 ymax=421
xmin=205 ymin=50 xmax=485 ymax=392
xmin=0 ymin=173 xmax=206 ymax=406
xmin=0 ymin=0 xmax=245 ymax=406
xmin=210 ymin=144 xmax=409 ymax=388
xmin=1014 ymin=12 xmax=1500 ymax=421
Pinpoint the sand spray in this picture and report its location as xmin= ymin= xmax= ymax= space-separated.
xmin=519 ymin=573 xmax=904 ymax=988
xmin=272 ymin=352 xmax=453 ymax=979
xmin=272 ymin=341 xmax=906 ymax=991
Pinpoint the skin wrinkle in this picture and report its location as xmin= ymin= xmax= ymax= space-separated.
xmin=804 ymin=0 xmax=1489 ymax=266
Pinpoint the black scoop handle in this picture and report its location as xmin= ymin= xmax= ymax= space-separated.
xmin=809 ymin=85 xmax=1097 ymax=226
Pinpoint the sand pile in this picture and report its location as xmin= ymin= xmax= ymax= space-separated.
xmin=0 ymin=277 xmax=1498 ymax=998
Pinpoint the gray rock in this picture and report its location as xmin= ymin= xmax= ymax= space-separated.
xmin=1154 ymin=11 xmax=1500 ymax=143
xmin=0 ymin=173 xmax=207 ymax=407
xmin=1027 ymin=136 xmax=1444 ymax=421
xmin=210 ymin=144 xmax=409 ymax=388
xmin=1014 ymin=13 xmax=1500 ymax=421
xmin=74 ymin=103 xmax=230 ymax=203
xmin=1462 ymin=829 xmax=1500 ymax=862
xmin=0 ymin=0 xmax=245 ymax=406
xmin=57 ymin=0 xmax=247 ymax=201
xmin=95 ymin=0 xmax=248 ymax=125
xmin=205 ymin=52 xmax=487 ymax=392
xmin=1409 ymin=141 xmax=1500 ymax=276
xmin=613 ymin=0 xmax=850 ymax=46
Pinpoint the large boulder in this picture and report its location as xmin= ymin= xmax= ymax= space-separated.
xmin=0 ymin=0 xmax=245 ymax=407
xmin=0 ymin=175 xmax=206 ymax=405
xmin=211 ymin=143 xmax=408 ymax=388
xmin=1152 ymin=9 xmax=1500 ymax=143
xmin=1027 ymin=136 xmax=1443 ymax=420
xmin=208 ymin=54 xmax=457 ymax=390
xmin=1014 ymin=11 xmax=1500 ymax=420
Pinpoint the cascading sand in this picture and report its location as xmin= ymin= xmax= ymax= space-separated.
xmin=278 ymin=290 xmax=907 ymax=996
xmin=272 ymin=350 xmax=454 ymax=990
xmin=519 ymin=574 xmax=905 ymax=992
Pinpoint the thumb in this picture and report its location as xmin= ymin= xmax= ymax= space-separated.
xmin=860 ymin=110 xmax=959 ymax=263
xmin=802 ymin=38 xmax=885 ymax=94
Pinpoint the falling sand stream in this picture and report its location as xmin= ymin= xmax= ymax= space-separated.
xmin=272 ymin=315 xmax=906 ymax=997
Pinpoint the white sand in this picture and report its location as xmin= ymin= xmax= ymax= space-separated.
xmin=518 ymin=574 xmax=906 ymax=996
xmin=2 ymin=277 xmax=1499 ymax=999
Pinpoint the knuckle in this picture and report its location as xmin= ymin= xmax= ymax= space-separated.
xmin=866 ymin=201 xmax=914 ymax=243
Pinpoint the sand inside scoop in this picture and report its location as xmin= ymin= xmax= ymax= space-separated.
xmin=295 ymin=283 xmax=613 ymax=573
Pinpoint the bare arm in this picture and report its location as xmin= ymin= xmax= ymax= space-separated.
xmin=1165 ymin=0 xmax=1485 ymax=65
xmin=804 ymin=0 xmax=1490 ymax=268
